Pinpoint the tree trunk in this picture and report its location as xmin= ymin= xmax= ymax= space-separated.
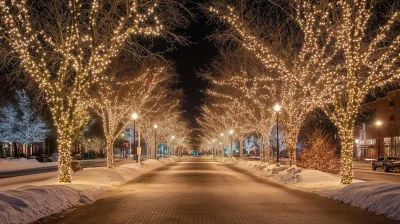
xmin=285 ymin=128 xmax=300 ymax=166
xmin=339 ymin=127 xmax=354 ymax=184
xmin=106 ymin=140 xmax=114 ymax=168
xmin=58 ymin=132 xmax=72 ymax=183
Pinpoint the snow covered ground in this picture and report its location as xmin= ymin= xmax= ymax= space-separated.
xmin=0 ymin=158 xmax=57 ymax=171
xmin=0 ymin=157 xmax=183 ymax=224
xmin=218 ymin=157 xmax=400 ymax=221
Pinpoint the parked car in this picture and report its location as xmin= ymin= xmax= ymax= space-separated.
xmin=372 ymin=157 xmax=400 ymax=172
xmin=36 ymin=154 xmax=53 ymax=162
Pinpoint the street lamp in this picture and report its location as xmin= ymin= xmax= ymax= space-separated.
xmin=131 ymin=113 xmax=138 ymax=161
xmin=274 ymin=103 xmax=281 ymax=165
xmin=154 ymin=124 xmax=158 ymax=159
xmin=171 ymin=136 xmax=175 ymax=157
xmin=229 ymin=130 xmax=233 ymax=158
xmin=376 ymin=121 xmax=382 ymax=159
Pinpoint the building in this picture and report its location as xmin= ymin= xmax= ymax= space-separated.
xmin=354 ymin=89 xmax=400 ymax=159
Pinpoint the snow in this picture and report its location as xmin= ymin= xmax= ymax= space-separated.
xmin=218 ymin=157 xmax=400 ymax=221
xmin=329 ymin=182 xmax=400 ymax=221
xmin=0 ymin=157 xmax=183 ymax=224
xmin=0 ymin=158 xmax=57 ymax=171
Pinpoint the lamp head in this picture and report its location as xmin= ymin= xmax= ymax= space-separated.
xmin=154 ymin=124 xmax=158 ymax=129
xmin=274 ymin=103 xmax=281 ymax=112
xmin=376 ymin=121 xmax=382 ymax=126
xmin=131 ymin=113 xmax=138 ymax=120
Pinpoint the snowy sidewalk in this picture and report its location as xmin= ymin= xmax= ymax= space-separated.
xmin=0 ymin=157 xmax=184 ymax=224
xmin=217 ymin=157 xmax=400 ymax=221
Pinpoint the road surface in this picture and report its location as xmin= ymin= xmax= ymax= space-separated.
xmin=36 ymin=157 xmax=397 ymax=224
xmin=0 ymin=159 xmax=129 ymax=179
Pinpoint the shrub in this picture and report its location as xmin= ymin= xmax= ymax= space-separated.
xmin=299 ymin=130 xmax=340 ymax=174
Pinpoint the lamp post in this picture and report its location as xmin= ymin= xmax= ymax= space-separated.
xmin=137 ymin=126 xmax=141 ymax=162
xmin=229 ymin=130 xmax=233 ymax=158
xmin=131 ymin=113 xmax=138 ymax=161
xmin=154 ymin=124 xmax=158 ymax=159
xmin=376 ymin=121 xmax=382 ymax=159
xmin=274 ymin=103 xmax=281 ymax=165
xmin=171 ymin=136 xmax=175 ymax=157
xmin=219 ymin=142 xmax=222 ymax=156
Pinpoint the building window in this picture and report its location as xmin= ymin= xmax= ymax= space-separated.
xmin=389 ymin=115 xmax=395 ymax=121
xmin=384 ymin=137 xmax=392 ymax=157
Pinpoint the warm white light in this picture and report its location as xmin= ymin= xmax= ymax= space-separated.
xmin=220 ymin=133 xmax=224 ymax=137
xmin=355 ymin=139 xmax=360 ymax=144
xmin=154 ymin=124 xmax=158 ymax=129
xmin=132 ymin=113 xmax=138 ymax=120
xmin=229 ymin=130 xmax=233 ymax=135
xmin=274 ymin=103 xmax=281 ymax=112
xmin=212 ymin=139 xmax=215 ymax=142
xmin=376 ymin=121 xmax=382 ymax=126
xmin=172 ymin=136 xmax=175 ymax=139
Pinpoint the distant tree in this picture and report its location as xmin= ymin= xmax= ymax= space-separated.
xmin=0 ymin=90 xmax=49 ymax=157
xmin=16 ymin=90 xmax=49 ymax=157
xmin=244 ymin=136 xmax=258 ymax=154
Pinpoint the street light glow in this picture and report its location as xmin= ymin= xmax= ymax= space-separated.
xmin=376 ymin=121 xmax=382 ymax=126
xmin=172 ymin=136 xmax=175 ymax=139
xmin=154 ymin=124 xmax=158 ymax=129
xmin=274 ymin=103 xmax=281 ymax=112
xmin=132 ymin=113 xmax=138 ymax=120
xmin=229 ymin=130 xmax=233 ymax=135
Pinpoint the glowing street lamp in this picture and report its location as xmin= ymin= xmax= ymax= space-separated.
xmin=131 ymin=113 xmax=138 ymax=161
xmin=154 ymin=124 xmax=158 ymax=159
xmin=376 ymin=121 xmax=382 ymax=159
xmin=274 ymin=103 xmax=281 ymax=165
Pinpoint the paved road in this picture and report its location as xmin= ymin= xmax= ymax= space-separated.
xmin=36 ymin=158 xmax=397 ymax=224
xmin=353 ymin=161 xmax=400 ymax=183
xmin=0 ymin=159 xmax=129 ymax=179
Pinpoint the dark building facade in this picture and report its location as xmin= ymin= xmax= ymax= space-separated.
xmin=354 ymin=90 xmax=400 ymax=159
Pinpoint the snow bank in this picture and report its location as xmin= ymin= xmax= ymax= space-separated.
xmin=0 ymin=158 xmax=56 ymax=171
xmin=217 ymin=157 xmax=400 ymax=221
xmin=330 ymin=182 xmax=400 ymax=221
xmin=0 ymin=157 xmax=182 ymax=224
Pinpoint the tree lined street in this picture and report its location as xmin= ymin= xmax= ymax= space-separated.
xmin=36 ymin=157 xmax=397 ymax=224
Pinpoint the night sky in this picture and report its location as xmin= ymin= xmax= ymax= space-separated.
xmin=166 ymin=6 xmax=218 ymax=130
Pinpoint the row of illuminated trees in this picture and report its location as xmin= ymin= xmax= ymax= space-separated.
xmin=198 ymin=0 xmax=399 ymax=184
xmin=0 ymin=0 xmax=191 ymax=182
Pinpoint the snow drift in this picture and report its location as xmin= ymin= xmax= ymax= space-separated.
xmin=217 ymin=157 xmax=400 ymax=221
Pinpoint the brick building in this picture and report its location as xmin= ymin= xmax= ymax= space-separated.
xmin=354 ymin=89 xmax=400 ymax=159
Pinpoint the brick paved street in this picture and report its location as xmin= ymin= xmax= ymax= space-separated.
xmin=37 ymin=158 xmax=398 ymax=224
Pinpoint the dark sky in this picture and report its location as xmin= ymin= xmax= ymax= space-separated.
xmin=166 ymin=7 xmax=218 ymax=129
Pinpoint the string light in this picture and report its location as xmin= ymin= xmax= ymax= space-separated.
xmin=0 ymin=0 xmax=165 ymax=182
